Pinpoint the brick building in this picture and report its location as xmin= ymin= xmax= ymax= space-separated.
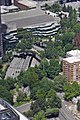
xmin=14 ymin=0 xmax=36 ymax=10
xmin=63 ymin=57 xmax=80 ymax=82
xmin=74 ymin=33 xmax=80 ymax=48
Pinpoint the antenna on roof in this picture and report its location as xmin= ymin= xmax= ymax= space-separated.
xmin=76 ymin=50 xmax=79 ymax=57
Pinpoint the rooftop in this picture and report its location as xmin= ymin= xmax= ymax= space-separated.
xmin=0 ymin=98 xmax=20 ymax=120
xmin=1 ymin=5 xmax=19 ymax=13
xmin=1 ymin=8 xmax=60 ymax=31
xmin=17 ymin=0 xmax=37 ymax=8
xmin=15 ymin=0 xmax=58 ymax=8
xmin=63 ymin=56 xmax=80 ymax=63
xmin=2 ymin=8 xmax=45 ymax=22
xmin=66 ymin=50 xmax=80 ymax=57
xmin=0 ymin=98 xmax=28 ymax=120
xmin=65 ymin=1 xmax=80 ymax=10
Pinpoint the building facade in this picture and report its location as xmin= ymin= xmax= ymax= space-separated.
xmin=74 ymin=34 xmax=80 ymax=48
xmin=14 ymin=0 xmax=29 ymax=10
xmin=63 ymin=57 xmax=80 ymax=82
xmin=0 ymin=98 xmax=20 ymax=120
xmin=1 ymin=0 xmax=12 ymax=6
xmin=0 ymin=1 xmax=4 ymax=58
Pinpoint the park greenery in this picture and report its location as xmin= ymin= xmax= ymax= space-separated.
xmin=0 ymin=2 xmax=80 ymax=119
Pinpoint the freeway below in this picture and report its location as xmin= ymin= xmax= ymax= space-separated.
xmin=16 ymin=102 xmax=31 ymax=113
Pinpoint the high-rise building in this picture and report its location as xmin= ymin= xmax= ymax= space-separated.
xmin=63 ymin=57 xmax=80 ymax=82
xmin=0 ymin=98 xmax=28 ymax=120
xmin=0 ymin=1 xmax=3 ymax=58
xmin=0 ymin=98 xmax=20 ymax=120
xmin=1 ymin=0 xmax=12 ymax=6
xmin=5 ymin=0 xmax=12 ymax=6
xmin=0 ymin=0 xmax=5 ymax=5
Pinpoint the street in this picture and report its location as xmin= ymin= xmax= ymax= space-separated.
xmin=57 ymin=93 xmax=76 ymax=120
xmin=16 ymin=102 xmax=31 ymax=113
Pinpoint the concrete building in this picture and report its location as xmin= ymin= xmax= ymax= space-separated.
xmin=1 ymin=8 xmax=60 ymax=34
xmin=0 ymin=98 xmax=28 ymax=120
xmin=0 ymin=98 xmax=20 ymax=120
xmin=63 ymin=56 xmax=80 ymax=82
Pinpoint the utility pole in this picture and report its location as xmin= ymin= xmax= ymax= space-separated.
xmin=0 ymin=1 xmax=3 ymax=58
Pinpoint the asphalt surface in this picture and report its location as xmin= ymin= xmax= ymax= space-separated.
xmin=57 ymin=93 xmax=76 ymax=120
xmin=33 ymin=45 xmax=44 ymax=51
xmin=16 ymin=102 xmax=31 ymax=113
xmin=16 ymin=93 xmax=76 ymax=120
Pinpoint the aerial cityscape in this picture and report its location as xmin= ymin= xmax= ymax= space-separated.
xmin=0 ymin=0 xmax=80 ymax=120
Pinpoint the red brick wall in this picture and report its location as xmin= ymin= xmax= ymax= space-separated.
xmin=74 ymin=34 xmax=80 ymax=48
xmin=14 ymin=0 xmax=29 ymax=10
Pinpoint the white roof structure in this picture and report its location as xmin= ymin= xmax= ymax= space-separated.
xmin=65 ymin=1 xmax=80 ymax=10
xmin=7 ymin=102 xmax=28 ymax=120
xmin=66 ymin=50 xmax=80 ymax=57
xmin=0 ymin=104 xmax=6 ymax=111
xmin=1 ymin=5 xmax=19 ymax=13
xmin=63 ymin=56 xmax=80 ymax=63
xmin=1 ymin=6 xmax=8 ymax=13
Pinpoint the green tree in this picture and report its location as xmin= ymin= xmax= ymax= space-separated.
xmin=53 ymin=75 xmax=67 ymax=92
xmin=6 ymin=77 xmax=16 ymax=90
xmin=61 ymin=31 xmax=75 ymax=46
xmin=0 ymin=85 xmax=13 ymax=104
xmin=31 ymin=99 xmax=46 ymax=115
xmin=45 ymin=108 xmax=59 ymax=118
xmin=36 ymin=89 xmax=46 ymax=100
xmin=39 ymin=58 xmax=49 ymax=73
xmin=65 ymin=43 xmax=73 ymax=52
xmin=18 ymin=68 xmax=39 ymax=88
xmin=47 ymin=58 xmax=60 ymax=79
xmin=73 ymin=23 xmax=80 ymax=33
xmin=46 ymin=95 xmax=61 ymax=109
xmin=64 ymin=82 xmax=80 ymax=101
xmin=50 ymin=3 xmax=61 ymax=12
xmin=24 ymin=110 xmax=33 ymax=118
xmin=33 ymin=110 xmax=46 ymax=120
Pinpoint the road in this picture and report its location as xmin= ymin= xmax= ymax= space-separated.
xmin=33 ymin=45 xmax=44 ymax=51
xmin=15 ymin=93 xmax=76 ymax=120
xmin=16 ymin=102 xmax=31 ymax=113
xmin=57 ymin=93 xmax=76 ymax=120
